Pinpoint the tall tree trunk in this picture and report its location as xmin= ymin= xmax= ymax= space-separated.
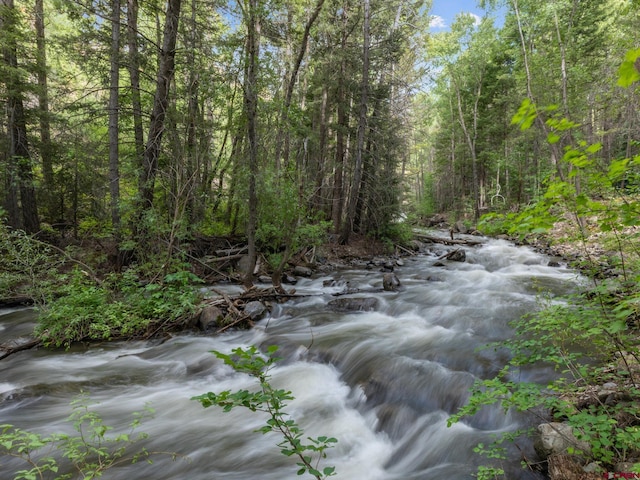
xmin=2 ymin=0 xmax=40 ymax=233
xmin=127 ymin=0 xmax=144 ymax=162
xmin=452 ymin=71 xmax=482 ymax=222
xmin=274 ymin=0 xmax=326 ymax=171
xmin=138 ymin=0 xmax=182 ymax=210
xmin=340 ymin=0 xmax=370 ymax=244
xmin=185 ymin=0 xmax=200 ymax=223
xmin=35 ymin=0 xmax=55 ymax=222
xmin=109 ymin=0 xmax=121 ymax=239
xmin=331 ymin=4 xmax=350 ymax=233
xmin=512 ymin=0 xmax=565 ymax=182
xmin=243 ymin=0 xmax=260 ymax=288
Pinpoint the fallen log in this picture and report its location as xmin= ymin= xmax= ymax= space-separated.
xmin=0 ymin=338 xmax=42 ymax=361
xmin=415 ymin=234 xmax=482 ymax=246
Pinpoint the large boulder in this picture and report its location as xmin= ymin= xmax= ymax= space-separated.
xmin=328 ymin=297 xmax=378 ymax=312
xmin=197 ymin=306 xmax=224 ymax=331
xmin=383 ymin=273 xmax=401 ymax=291
xmin=244 ymin=301 xmax=268 ymax=320
xmin=293 ymin=265 xmax=313 ymax=277
xmin=534 ymin=422 xmax=590 ymax=458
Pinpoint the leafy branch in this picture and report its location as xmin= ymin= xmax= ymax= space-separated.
xmin=192 ymin=345 xmax=337 ymax=479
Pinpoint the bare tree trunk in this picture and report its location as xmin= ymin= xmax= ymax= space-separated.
xmin=109 ymin=0 xmax=121 ymax=238
xmin=340 ymin=0 xmax=370 ymax=244
xmin=452 ymin=71 xmax=483 ymax=222
xmin=331 ymin=4 xmax=350 ymax=233
xmin=127 ymin=0 xmax=144 ymax=162
xmin=35 ymin=0 xmax=55 ymax=221
xmin=138 ymin=0 xmax=182 ymax=210
xmin=243 ymin=0 xmax=260 ymax=288
xmin=512 ymin=0 xmax=565 ymax=182
xmin=274 ymin=0 xmax=326 ymax=171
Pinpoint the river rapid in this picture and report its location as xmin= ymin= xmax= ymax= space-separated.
xmin=0 ymin=237 xmax=583 ymax=479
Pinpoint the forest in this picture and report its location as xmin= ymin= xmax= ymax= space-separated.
xmin=1 ymin=0 xmax=639 ymax=272
xmin=2 ymin=0 xmax=640 ymax=478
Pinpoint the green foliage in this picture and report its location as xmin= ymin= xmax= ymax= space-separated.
xmin=617 ymin=48 xmax=640 ymax=87
xmin=0 ymin=225 xmax=61 ymax=303
xmin=374 ymin=220 xmax=414 ymax=252
xmin=0 ymin=393 xmax=163 ymax=479
xmin=193 ymin=345 xmax=337 ymax=480
xmin=36 ymin=268 xmax=202 ymax=348
xmin=255 ymin=171 xmax=330 ymax=275
xmin=449 ymin=288 xmax=640 ymax=470
xmin=452 ymin=51 xmax=640 ymax=474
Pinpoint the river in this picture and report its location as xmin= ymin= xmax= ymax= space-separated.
xmin=0 ymin=237 xmax=582 ymax=479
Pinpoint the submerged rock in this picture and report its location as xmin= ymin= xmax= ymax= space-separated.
xmin=244 ymin=301 xmax=268 ymax=320
xmin=383 ymin=273 xmax=401 ymax=291
xmin=328 ymin=297 xmax=378 ymax=312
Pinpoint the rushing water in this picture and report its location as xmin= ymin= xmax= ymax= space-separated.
xmin=0 ymin=237 xmax=583 ymax=479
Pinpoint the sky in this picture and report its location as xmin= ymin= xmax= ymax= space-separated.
xmin=429 ymin=0 xmax=502 ymax=30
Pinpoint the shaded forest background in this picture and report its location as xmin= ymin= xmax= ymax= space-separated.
xmin=1 ymin=0 xmax=639 ymax=280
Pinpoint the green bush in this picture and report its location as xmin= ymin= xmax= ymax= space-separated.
xmin=36 ymin=268 xmax=202 ymax=347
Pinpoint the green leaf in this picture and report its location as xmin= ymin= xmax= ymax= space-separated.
xmin=617 ymin=48 xmax=640 ymax=87
xmin=547 ymin=132 xmax=560 ymax=144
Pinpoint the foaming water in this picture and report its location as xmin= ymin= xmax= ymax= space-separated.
xmin=0 ymin=238 xmax=581 ymax=479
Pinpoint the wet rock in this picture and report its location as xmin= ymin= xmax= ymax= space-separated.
xmin=408 ymin=240 xmax=424 ymax=251
xmin=534 ymin=422 xmax=590 ymax=458
xmin=380 ymin=262 xmax=395 ymax=272
xmin=328 ymin=297 xmax=378 ymax=312
xmin=447 ymin=249 xmax=466 ymax=262
xmin=293 ymin=265 xmax=313 ymax=277
xmin=283 ymin=273 xmax=298 ymax=284
xmin=454 ymin=221 xmax=468 ymax=234
xmin=383 ymin=273 xmax=401 ymax=291
xmin=197 ymin=306 xmax=224 ymax=331
xmin=244 ymin=301 xmax=268 ymax=320
xmin=258 ymin=275 xmax=272 ymax=283
xmin=548 ymin=260 xmax=561 ymax=267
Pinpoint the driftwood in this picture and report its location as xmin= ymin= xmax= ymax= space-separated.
xmin=0 ymin=338 xmax=42 ymax=360
xmin=437 ymin=249 xmax=466 ymax=261
xmin=214 ymin=246 xmax=247 ymax=257
xmin=415 ymin=234 xmax=482 ymax=246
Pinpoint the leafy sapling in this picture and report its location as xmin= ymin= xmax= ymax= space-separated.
xmin=192 ymin=345 xmax=337 ymax=479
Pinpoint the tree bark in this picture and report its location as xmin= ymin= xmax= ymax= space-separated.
xmin=331 ymin=4 xmax=350 ymax=233
xmin=35 ymin=0 xmax=56 ymax=222
xmin=2 ymin=0 xmax=40 ymax=234
xmin=138 ymin=0 xmax=182 ymax=210
xmin=340 ymin=0 xmax=370 ymax=244
xmin=243 ymin=0 xmax=261 ymax=288
xmin=127 ymin=0 xmax=144 ymax=163
xmin=109 ymin=0 xmax=121 ymax=238
xmin=274 ymin=0 xmax=326 ymax=171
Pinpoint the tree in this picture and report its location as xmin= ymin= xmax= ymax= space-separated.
xmin=242 ymin=0 xmax=261 ymax=287
xmin=138 ymin=0 xmax=182 ymax=212
xmin=1 ymin=0 xmax=40 ymax=233
xmin=339 ymin=0 xmax=370 ymax=244
xmin=108 ymin=0 xmax=121 ymax=242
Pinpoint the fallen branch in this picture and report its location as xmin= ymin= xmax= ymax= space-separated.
xmin=0 ymin=338 xmax=42 ymax=361
xmin=416 ymin=234 xmax=482 ymax=246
